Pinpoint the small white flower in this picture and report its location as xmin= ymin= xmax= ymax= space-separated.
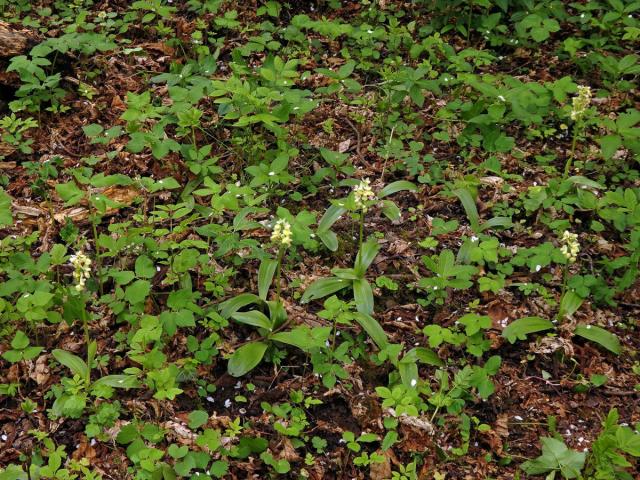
xmin=268 ymin=171 xmax=275 ymax=176
xmin=498 ymin=95 xmax=506 ymax=102
xmin=70 ymin=251 xmax=91 ymax=292
xmin=224 ymin=399 xmax=232 ymax=408
xmin=353 ymin=178 xmax=376 ymax=212
xmin=410 ymin=379 xmax=417 ymax=387
xmin=271 ymin=218 xmax=292 ymax=247
xmin=570 ymin=86 xmax=592 ymax=121
xmin=560 ymin=230 xmax=580 ymax=263
xmin=535 ymin=265 xmax=542 ymax=272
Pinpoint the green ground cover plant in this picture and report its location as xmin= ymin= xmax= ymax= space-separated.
xmin=0 ymin=1 xmax=639 ymax=479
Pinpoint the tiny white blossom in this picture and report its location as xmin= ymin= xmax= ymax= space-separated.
xmin=70 ymin=251 xmax=91 ymax=292
xmin=570 ymin=86 xmax=592 ymax=121
xmin=271 ymin=218 xmax=292 ymax=247
xmin=353 ymin=178 xmax=376 ymax=212
xmin=560 ymin=230 xmax=580 ymax=263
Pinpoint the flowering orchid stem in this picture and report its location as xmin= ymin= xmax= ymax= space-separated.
xmin=564 ymin=121 xmax=581 ymax=179
xmin=359 ymin=211 xmax=364 ymax=254
xmin=557 ymin=265 xmax=569 ymax=322
xmin=81 ymin=305 xmax=91 ymax=386
xmin=275 ymin=246 xmax=284 ymax=304
xmin=90 ymin=212 xmax=103 ymax=296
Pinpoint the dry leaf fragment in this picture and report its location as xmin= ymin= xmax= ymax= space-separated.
xmin=338 ymin=138 xmax=351 ymax=153
xmin=370 ymin=449 xmax=392 ymax=480
xmin=30 ymin=355 xmax=50 ymax=385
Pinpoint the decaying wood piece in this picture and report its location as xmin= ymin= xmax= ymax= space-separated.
xmin=0 ymin=23 xmax=31 ymax=57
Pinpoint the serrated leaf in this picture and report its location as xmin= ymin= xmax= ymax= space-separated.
xmin=124 ymin=279 xmax=151 ymax=304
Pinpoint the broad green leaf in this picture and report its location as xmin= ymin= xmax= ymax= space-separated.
xmin=398 ymin=358 xmax=419 ymax=389
xmin=502 ymin=317 xmax=555 ymax=343
xmin=317 ymin=204 xmax=346 ymax=232
xmin=354 ymin=312 xmax=388 ymax=350
xmin=354 ymin=238 xmax=380 ymax=276
xmin=134 ymin=255 xmax=156 ymax=278
xmin=232 ymin=310 xmax=273 ymax=331
xmin=411 ymin=347 xmax=444 ymax=367
xmin=11 ymin=330 xmax=30 ymax=350
xmin=353 ymin=278 xmax=374 ymax=315
xmin=267 ymin=300 xmax=287 ymax=328
xmin=271 ymin=326 xmax=331 ymax=351
xmin=616 ymin=427 xmax=640 ymax=456
xmin=52 ymin=349 xmax=89 ymax=379
xmin=317 ymin=230 xmax=338 ymax=251
xmin=124 ymin=280 xmax=151 ymax=304
xmin=479 ymin=216 xmax=512 ymax=232
xmin=227 ymin=341 xmax=269 ymax=377
xmin=567 ymin=175 xmax=605 ymax=190
xmin=559 ymin=290 xmax=585 ymax=319
xmin=574 ymin=324 xmax=621 ymax=355
xmin=332 ymin=268 xmax=359 ymax=280
xmin=521 ymin=437 xmax=586 ymax=478
xmin=55 ymin=182 xmax=84 ymax=205
xmin=0 ymin=189 xmax=12 ymax=226
xmin=381 ymin=200 xmax=401 ymax=221
xmin=218 ymin=293 xmax=262 ymax=319
xmin=378 ymin=181 xmax=417 ymax=198
xmin=453 ymin=188 xmax=480 ymax=233
xmin=258 ymin=258 xmax=277 ymax=301
xmin=93 ymin=375 xmax=141 ymax=389
xmin=187 ymin=410 xmax=209 ymax=430
xmin=301 ymin=277 xmax=350 ymax=304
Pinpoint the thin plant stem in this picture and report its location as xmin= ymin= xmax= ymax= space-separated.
xmin=359 ymin=210 xmax=364 ymax=252
xmin=564 ymin=120 xmax=581 ymax=179
xmin=275 ymin=246 xmax=284 ymax=303
xmin=557 ymin=264 xmax=570 ymax=322
xmin=81 ymin=302 xmax=91 ymax=386
xmin=466 ymin=0 xmax=473 ymax=42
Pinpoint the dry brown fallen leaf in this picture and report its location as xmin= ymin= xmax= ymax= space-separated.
xmin=30 ymin=354 xmax=50 ymax=385
xmin=369 ymin=449 xmax=392 ymax=480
